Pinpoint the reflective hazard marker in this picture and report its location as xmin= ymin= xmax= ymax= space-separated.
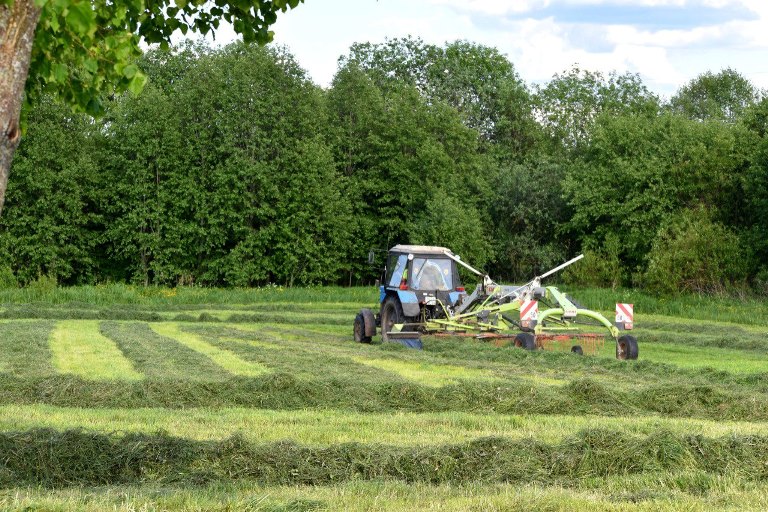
xmin=615 ymin=303 xmax=634 ymax=330
xmin=520 ymin=300 xmax=538 ymax=329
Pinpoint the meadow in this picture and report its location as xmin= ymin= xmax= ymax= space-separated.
xmin=0 ymin=285 xmax=766 ymax=511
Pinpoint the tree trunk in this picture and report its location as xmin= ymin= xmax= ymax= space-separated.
xmin=0 ymin=0 xmax=40 ymax=216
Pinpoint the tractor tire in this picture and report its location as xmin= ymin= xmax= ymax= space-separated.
xmin=616 ymin=335 xmax=639 ymax=360
xmin=354 ymin=313 xmax=372 ymax=343
xmin=380 ymin=296 xmax=405 ymax=343
xmin=571 ymin=345 xmax=584 ymax=355
xmin=514 ymin=332 xmax=537 ymax=350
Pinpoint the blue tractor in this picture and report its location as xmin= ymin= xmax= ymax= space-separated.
xmin=353 ymin=245 xmax=466 ymax=348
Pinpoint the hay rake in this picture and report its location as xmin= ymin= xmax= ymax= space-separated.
xmin=354 ymin=245 xmax=638 ymax=359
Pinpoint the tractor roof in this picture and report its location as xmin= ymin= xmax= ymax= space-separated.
xmin=390 ymin=245 xmax=454 ymax=256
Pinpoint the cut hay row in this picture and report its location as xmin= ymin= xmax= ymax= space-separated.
xmin=1 ymin=318 xmax=764 ymax=413
xmin=0 ymin=373 xmax=765 ymax=421
xmin=0 ymin=321 xmax=56 ymax=378
xmin=50 ymin=321 xmax=142 ymax=381
xmin=1 ymin=405 xmax=767 ymax=446
xmin=1 ymin=428 xmax=767 ymax=488
xmin=4 ymin=478 xmax=768 ymax=512
xmin=0 ymin=285 xmax=377 ymax=307
xmin=0 ymin=306 xmax=354 ymax=325
xmin=149 ymin=323 xmax=268 ymax=378
xmin=98 ymin=322 xmax=232 ymax=381
xmin=351 ymin=357 xmax=499 ymax=387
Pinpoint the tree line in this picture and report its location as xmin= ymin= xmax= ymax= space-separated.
xmin=3 ymin=38 xmax=768 ymax=295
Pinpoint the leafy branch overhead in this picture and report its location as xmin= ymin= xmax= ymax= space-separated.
xmin=21 ymin=0 xmax=304 ymax=114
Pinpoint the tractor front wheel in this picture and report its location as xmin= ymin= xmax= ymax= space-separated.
xmin=616 ymin=335 xmax=639 ymax=360
xmin=514 ymin=332 xmax=537 ymax=350
xmin=380 ymin=296 xmax=405 ymax=342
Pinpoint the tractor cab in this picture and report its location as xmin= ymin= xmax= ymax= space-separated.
xmin=372 ymin=246 xmax=466 ymax=342
xmin=384 ymin=246 xmax=459 ymax=292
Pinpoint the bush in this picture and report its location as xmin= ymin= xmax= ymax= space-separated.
xmin=27 ymin=274 xmax=58 ymax=294
xmin=563 ymin=235 xmax=622 ymax=289
xmin=0 ymin=266 xmax=17 ymax=289
xmin=642 ymin=209 xmax=747 ymax=295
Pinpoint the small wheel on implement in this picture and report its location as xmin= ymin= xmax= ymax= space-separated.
xmin=571 ymin=345 xmax=584 ymax=356
xmin=616 ymin=335 xmax=638 ymax=360
xmin=354 ymin=313 xmax=371 ymax=343
xmin=514 ymin=332 xmax=537 ymax=350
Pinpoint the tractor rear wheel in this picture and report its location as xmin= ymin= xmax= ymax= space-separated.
xmin=354 ymin=313 xmax=372 ymax=343
xmin=616 ymin=335 xmax=638 ymax=360
xmin=514 ymin=332 xmax=537 ymax=350
xmin=381 ymin=296 xmax=405 ymax=342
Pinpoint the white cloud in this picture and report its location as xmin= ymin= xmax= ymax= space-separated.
xmin=189 ymin=0 xmax=768 ymax=97
xmin=428 ymin=0 xmax=551 ymax=16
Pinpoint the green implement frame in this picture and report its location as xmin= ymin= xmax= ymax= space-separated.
xmin=384 ymin=253 xmax=637 ymax=360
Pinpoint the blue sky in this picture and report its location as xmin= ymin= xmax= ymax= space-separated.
xmin=205 ymin=0 xmax=768 ymax=98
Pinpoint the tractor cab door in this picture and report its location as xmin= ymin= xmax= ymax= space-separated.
xmin=385 ymin=253 xmax=409 ymax=289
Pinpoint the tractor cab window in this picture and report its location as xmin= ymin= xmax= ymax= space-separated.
xmin=386 ymin=253 xmax=408 ymax=288
xmin=411 ymin=258 xmax=452 ymax=291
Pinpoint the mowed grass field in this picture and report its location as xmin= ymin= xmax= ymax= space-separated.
xmin=0 ymin=285 xmax=766 ymax=511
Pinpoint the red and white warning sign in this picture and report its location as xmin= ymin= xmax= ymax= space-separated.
xmin=520 ymin=300 xmax=538 ymax=328
xmin=615 ymin=303 xmax=634 ymax=330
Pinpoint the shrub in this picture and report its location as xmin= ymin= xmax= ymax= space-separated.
xmin=28 ymin=274 xmax=58 ymax=294
xmin=0 ymin=266 xmax=17 ymax=289
xmin=642 ymin=208 xmax=747 ymax=295
xmin=562 ymin=235 xmax=622 ymax=289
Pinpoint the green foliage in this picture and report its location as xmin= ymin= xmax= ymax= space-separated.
xmin=562 ymin=235 xmax=622 ymax=289
xmin=534 ymin=67 xmax=660 ymax=150
xmin=98 ymin=43 xmax=350 ymax=286
xmin=407 ymin=189 xmax=492 ymax=270
xmin=565 ymin=112 xmax=749 ymax=271
xmin=25 ymin=0 xmax=306 ymax=115
xmin=0 ymin=266 xmax=17 ymax=289
xmin=670 ymin=68 xmax=760 ymax=123
xmin=0 ymin=97 xmax=102 ymax=285
xmin=342 ymin=37 xmax=538 ymax=158
xmin=642 ymin=209 xmax=748 ymax=296
xmin=7 ymin=41 xmax=768 ymax=295
xmin=327 ymin=60 xmax=493 ymax=281
xmin=28 ymin=274 xmax=58 ymax=295
xmin=488 ymin=158 xmax=570 ymax=281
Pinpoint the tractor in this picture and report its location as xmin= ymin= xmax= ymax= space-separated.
xmin=353 ymin=244 xmax=638 ymax=359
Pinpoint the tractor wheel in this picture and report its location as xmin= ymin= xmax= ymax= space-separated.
xmin=514 ymin=332 xmax=537 ymax=350
xmin=571 ymin=345 xmax=584 ymax=355
xmin=616 ymin=335 xmax=639 ymax=360
xmin=380 ymin=296 xmax=405 ymax=342
xmin=354 ymin=313 xmax=372 ymax=343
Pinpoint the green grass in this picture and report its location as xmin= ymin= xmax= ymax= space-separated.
xmin=0 ymin=405 xmax=766 ymax=446
xmin=351 ymin=357 xmax=499 ymax=387
xmin=50 ymin=320 xmax=143 ymax=380
xmin=0 ymin=320 xmax=56 ymax=378
xmin=150 ymin=323 xmax=269 ymax=378
xmin=5 ymin=479 xmax=768 ymax=511
xmin=620 ymin=341 xmax=768 ymax=373
xmin=1 ymin=427 xmax=768 ymax=488
xmin=0 ymin=285 xmax=765 ymax=509
xmin=99 ymin=321 xmax=234 ymax=381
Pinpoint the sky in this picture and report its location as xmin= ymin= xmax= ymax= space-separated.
xmin=204 ymin=0 xmax=768 ymax=99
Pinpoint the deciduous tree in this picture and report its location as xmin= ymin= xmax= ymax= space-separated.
xmin=0 ymin=0 xmax=305 ymax=214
